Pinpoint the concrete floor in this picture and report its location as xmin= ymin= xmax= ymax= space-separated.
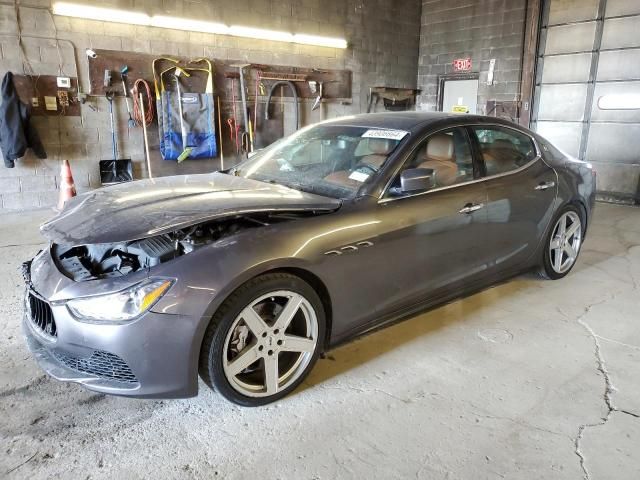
xmin=1 ymin=203 xmax=639 ymax=479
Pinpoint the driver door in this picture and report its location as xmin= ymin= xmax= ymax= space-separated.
xmin=368 ymin=127 xmax=492 ymax=318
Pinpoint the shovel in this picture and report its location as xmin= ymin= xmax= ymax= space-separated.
xmin=100 ymin=91 xmax=132 ymax=185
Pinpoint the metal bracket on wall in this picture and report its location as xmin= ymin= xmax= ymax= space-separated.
xmin=487 ymin=59 xmax=496 ymax=85
xmin=367 ymin=87 xmax=421 ymax=113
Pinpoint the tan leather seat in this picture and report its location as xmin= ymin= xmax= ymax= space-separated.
xmin=418 ymin=134 xmax=458 ymax=186
xmin=324 ymin=138 xmax=394 ymax=187
xmin=360 ymin=138 xmax=394 ymax=170
xmin=323 ymin=170 xmax=360 ymax=188
xmin=482 ymin=139 xmax=519 ymax=175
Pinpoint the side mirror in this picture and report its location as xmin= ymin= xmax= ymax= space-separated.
xmin=400 ymin=168 xmax=434 ymax=193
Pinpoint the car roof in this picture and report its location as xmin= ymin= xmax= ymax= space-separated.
xmin=323 ymin=112 xmax=521 ymax=133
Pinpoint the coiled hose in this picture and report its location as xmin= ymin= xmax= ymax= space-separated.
xmin=132 ymin=79 xmax=154 ymax=126
xmin=264 ymin=81 xmax=299 ymax=130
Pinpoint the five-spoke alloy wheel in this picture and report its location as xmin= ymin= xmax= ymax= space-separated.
xmin=541 ymin=205 xmax=584 ymax=279
xmin=200 ymin=273 xmax=325 ymax=406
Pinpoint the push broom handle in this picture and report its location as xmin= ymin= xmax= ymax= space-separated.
xmin=139 ymin=92 xmax=152 ymax=179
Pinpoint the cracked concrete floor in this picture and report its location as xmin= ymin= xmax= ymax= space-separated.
xmin=1 ymin=203 xmax=639 ymax=479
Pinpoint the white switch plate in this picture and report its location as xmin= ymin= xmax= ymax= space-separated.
xmin=56 ymin=76 xmax=71 ymax=88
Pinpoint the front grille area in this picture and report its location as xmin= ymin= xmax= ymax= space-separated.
xmin=51 ymin=349 xmax=138 ymax=384
xmin=28 ymin=292 xmax=57 ymax=338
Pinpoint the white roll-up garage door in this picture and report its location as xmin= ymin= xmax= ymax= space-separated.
xmin=532 ymin=0 xmax=640 ymax=203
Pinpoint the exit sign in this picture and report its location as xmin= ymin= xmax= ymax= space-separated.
xmin=453 ymin=58 xmax=472 ymax=72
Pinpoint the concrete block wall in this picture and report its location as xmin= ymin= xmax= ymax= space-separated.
xmin=417 ymin=0 xmax=527 ymax=112
xmin=0 ymin=0 xmax=421 ymax=213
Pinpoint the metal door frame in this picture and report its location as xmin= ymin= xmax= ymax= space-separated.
xmin=518 ymin=0 xmax=544 ymax=127
xmin=436 ymin=73 xmax=479 ymax=112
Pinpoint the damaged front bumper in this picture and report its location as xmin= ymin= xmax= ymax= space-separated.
xmin=23 ymin=315 xmax=142 ymax=395
xmin=22 ymin=249 xmax=205 ymax=399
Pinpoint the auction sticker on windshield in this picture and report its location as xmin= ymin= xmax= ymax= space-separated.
xmin=362 ymin=129 xmax=408 ymax=141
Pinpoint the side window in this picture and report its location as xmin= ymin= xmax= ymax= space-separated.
xmin=388 ymin=127 xmax=474 ymax=196
xmin=471 ymin=127 xmax=537 ymax=176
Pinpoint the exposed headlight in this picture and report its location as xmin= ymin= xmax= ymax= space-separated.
xmin=67 ymin=279 xmax=173 ymax=322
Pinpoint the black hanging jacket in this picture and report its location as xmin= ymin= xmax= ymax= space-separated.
xmin=0 ymin=71 xmax=46 ymax=168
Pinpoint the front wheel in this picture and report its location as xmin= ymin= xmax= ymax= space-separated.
xmin=199 ymin=273 xmax=325 ymax=406
xmin=539 ymin=205 xmax=583 ymax=280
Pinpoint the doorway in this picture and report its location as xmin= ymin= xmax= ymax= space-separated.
xmin=438 ymin=74 xmax=479 ymax=114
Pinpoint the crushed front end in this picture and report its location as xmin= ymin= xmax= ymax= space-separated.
xmin=22 ymin=246 xmax=202 ymax=398
xmin=21 ymin=212 xmax=318 ymax=398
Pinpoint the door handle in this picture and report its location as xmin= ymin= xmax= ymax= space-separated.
xmin=459 ymin=203 xmax=485 ymax=214
xmin=534 ymin=181 xmax=556 ymax=191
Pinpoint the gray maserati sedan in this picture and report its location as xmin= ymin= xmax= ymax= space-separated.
xmin=23 ymin=112 xmax=595 ymax=406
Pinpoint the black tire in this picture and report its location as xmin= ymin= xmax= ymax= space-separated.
xmin=199 ymin=273 xmax=325 ymax=406
xmin=539 ymin=204 xmax=584 ymax=280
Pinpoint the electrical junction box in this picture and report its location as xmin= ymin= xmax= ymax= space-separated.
xmin=56 ymin=76 xmax=71 ymax=88
xmin=57 ymin=91 xmax=69 ymax=108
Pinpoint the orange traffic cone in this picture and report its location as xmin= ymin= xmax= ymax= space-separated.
xmin=57 ymin=159 xmax=76 ymax=210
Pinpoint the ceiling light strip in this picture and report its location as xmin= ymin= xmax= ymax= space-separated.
xmin=52 ymin=2 xmax=150 ymax=26
xmin=52 ymin=2 xmax=347 ymax=49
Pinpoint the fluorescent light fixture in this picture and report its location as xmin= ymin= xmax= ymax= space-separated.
xmin=598 ymin=94 xmax=640 ymax=110
xmin=52 ymin=2 xmax=150 ymax=26
xmin=228 ymin=26 xmax=294 ymax=43
xmin=51 ymin=2 xmax=347 ymax=49
xmin=293 ymin=34 xmax=348 ymax=49
xmin=151 ymin=16 xmax=228 ymax=35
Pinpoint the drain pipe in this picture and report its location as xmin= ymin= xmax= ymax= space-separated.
xmin=264 ymin=81 xmax=299 ymax=130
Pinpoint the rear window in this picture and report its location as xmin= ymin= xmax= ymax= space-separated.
xmin=471 ymin=127 xmax=537 ymax=176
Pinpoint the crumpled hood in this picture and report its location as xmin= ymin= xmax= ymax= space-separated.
xmin=41 ymin=173 xmax=341 ymax=244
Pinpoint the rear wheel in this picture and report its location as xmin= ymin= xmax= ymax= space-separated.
xmin=539 ymin=206 xmax=583 ymax=280
xmin=200 ymin=273 xmax=325 ymax=406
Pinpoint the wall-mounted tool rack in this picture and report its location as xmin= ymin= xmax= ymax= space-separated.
xmin=88 ymin=50 xmax=351 ymax=100
xmin=87 ymin=49 xmax=352 ymax=163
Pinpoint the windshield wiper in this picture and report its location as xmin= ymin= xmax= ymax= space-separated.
xmin=269 ymin=179 xmax=316 ymax=194
xmin=291 ymin=183 xmax=324 ymax=195
xmin=277 ymin=180 xmax=306 ymax=192
xmin=246 ymin=175 xmax=323 ymax=196
xmin=219 ymin=167 xmax=239 ymax=176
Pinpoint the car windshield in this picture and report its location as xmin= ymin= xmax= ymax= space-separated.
xmin=233 ymin=123 xmax=407 ymax=199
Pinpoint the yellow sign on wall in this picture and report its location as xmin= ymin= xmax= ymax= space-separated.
xmin=452 ymin=105 xmax=469 ymax=113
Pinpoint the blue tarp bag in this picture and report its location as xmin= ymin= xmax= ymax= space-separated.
xmin=154 ymin=58 xmax=217 ymax=162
